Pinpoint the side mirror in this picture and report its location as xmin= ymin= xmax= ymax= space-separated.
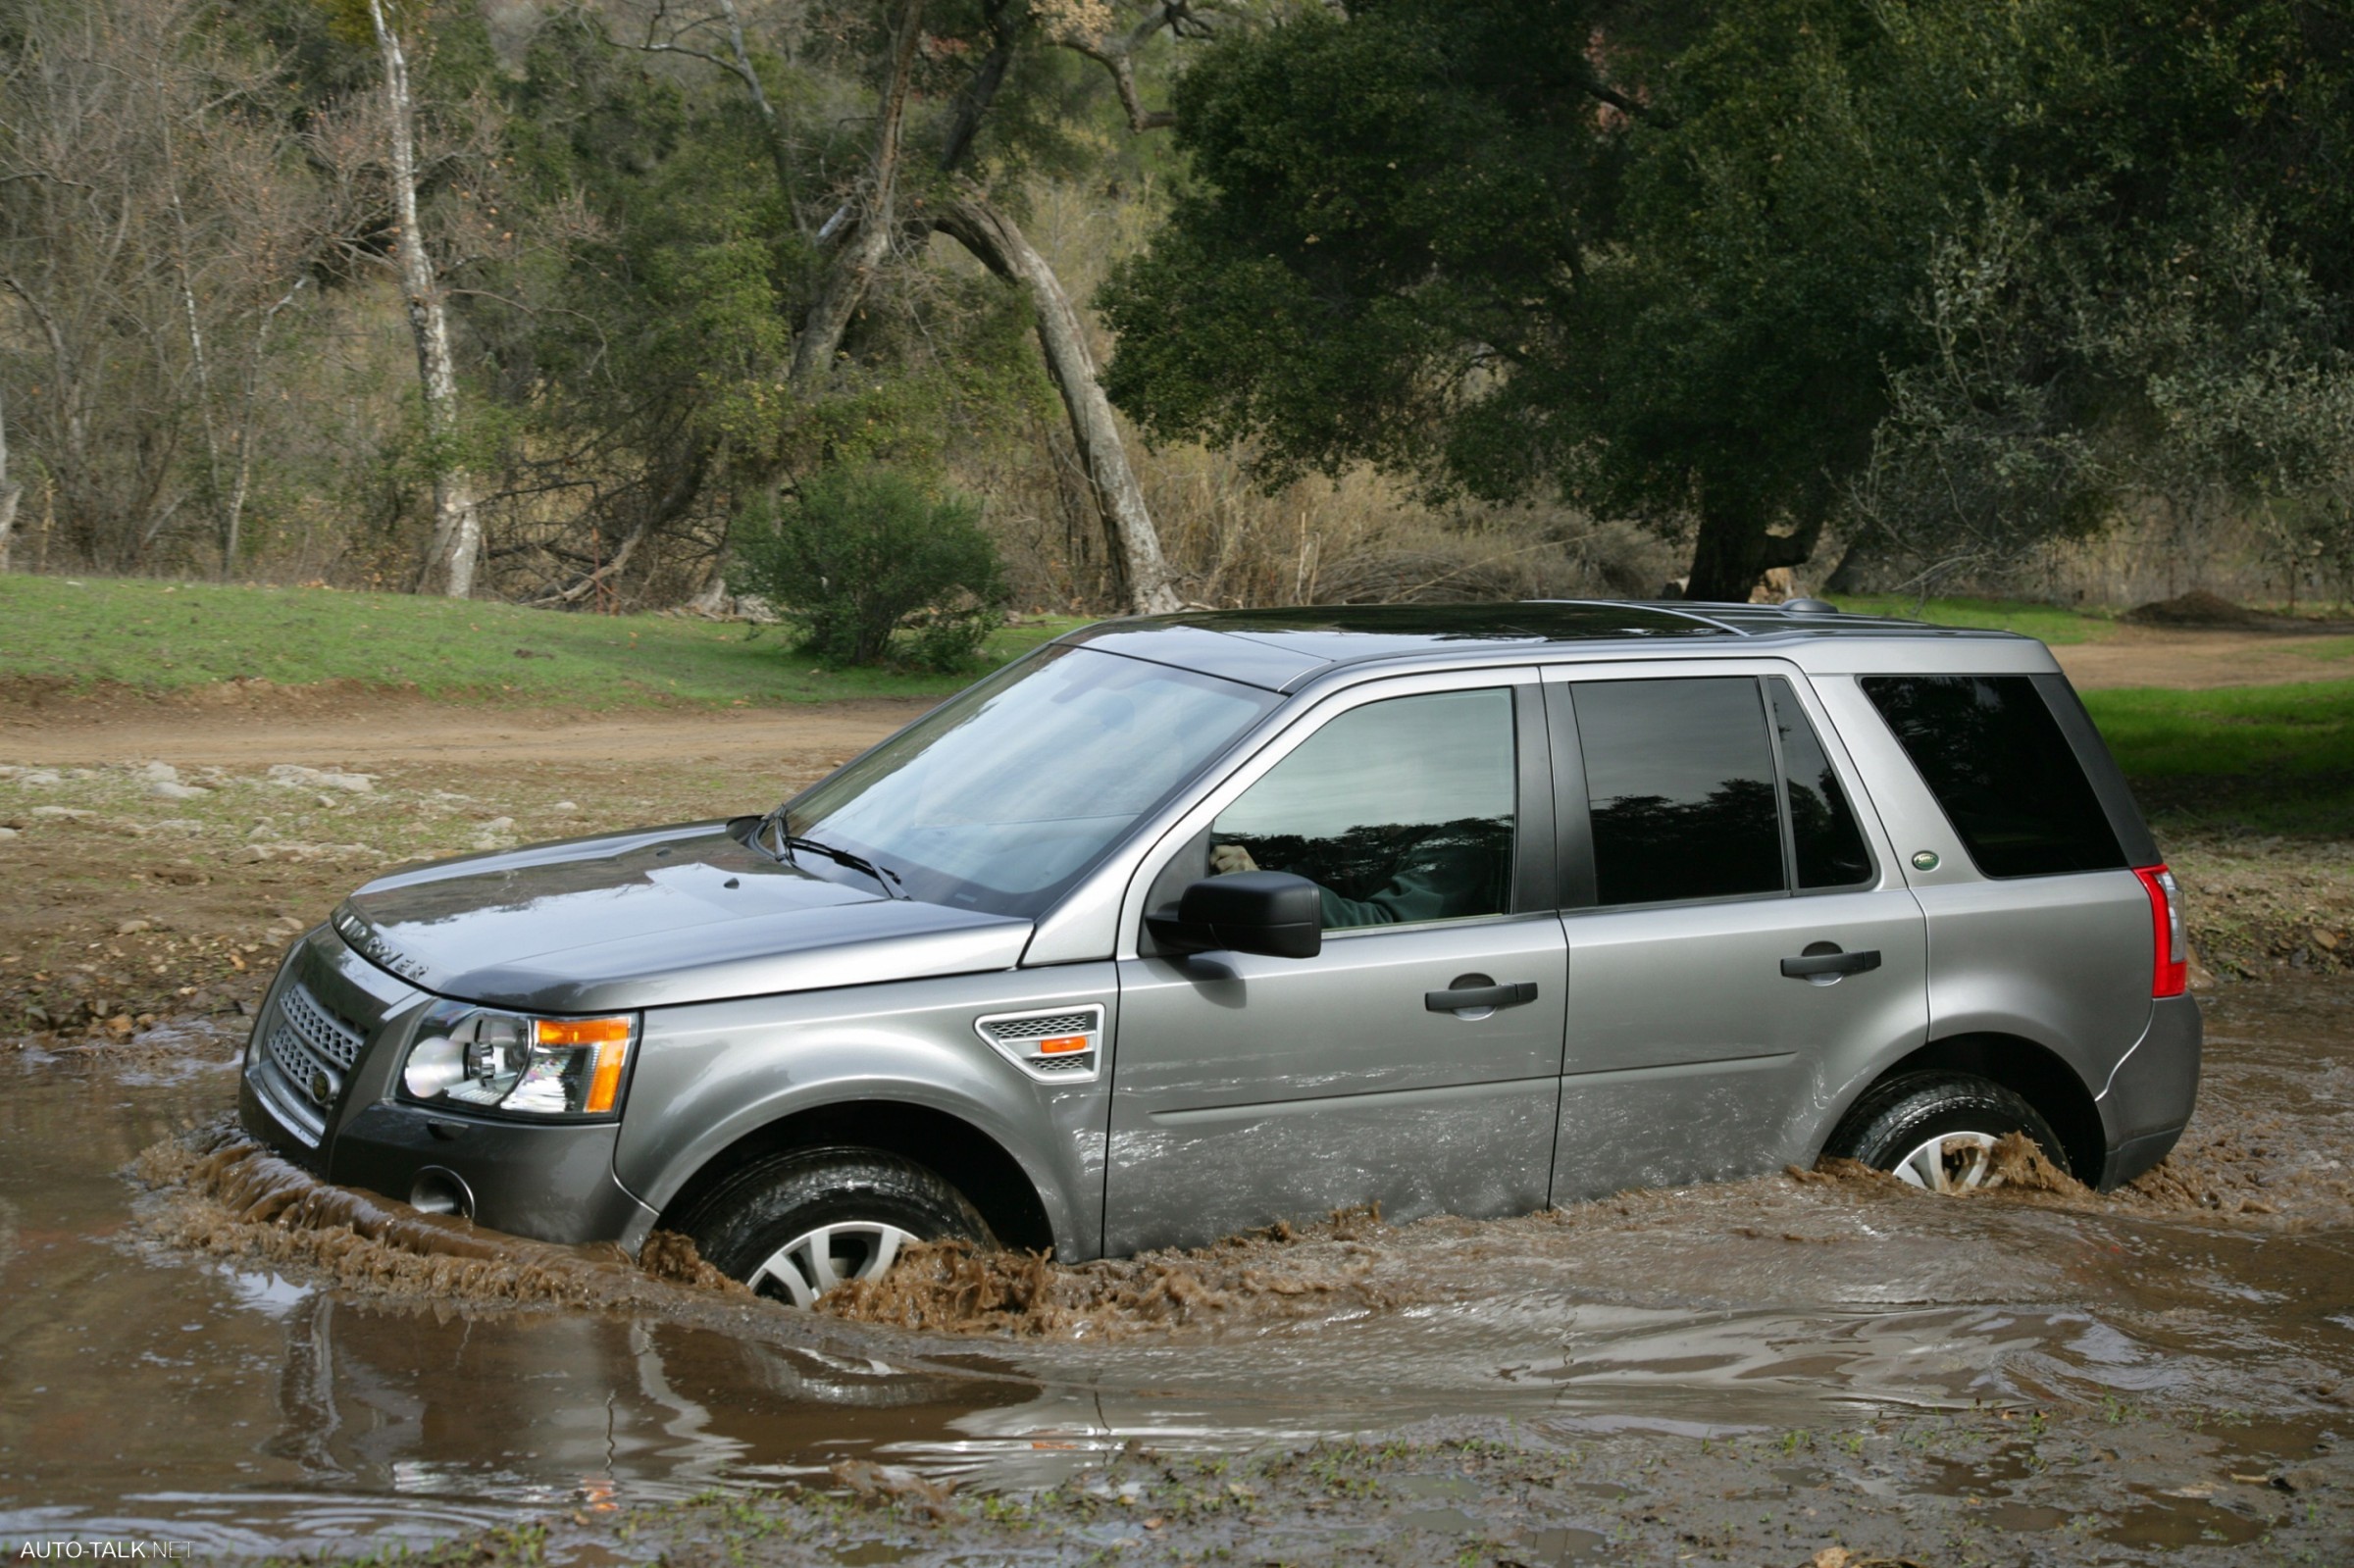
xmin=1148 ymin=871 xmax=1323 ymax=960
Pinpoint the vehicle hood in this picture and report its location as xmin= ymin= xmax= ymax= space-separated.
xmin=333 ymin=821 xmax=1033 ymax=1013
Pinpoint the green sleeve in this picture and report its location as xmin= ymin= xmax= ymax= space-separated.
xmin=1317 ymin=869 xmax=1458 ymax=930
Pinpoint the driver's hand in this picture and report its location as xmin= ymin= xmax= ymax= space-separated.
xmin=1209 ymin=842 xmax=1259 ymax=875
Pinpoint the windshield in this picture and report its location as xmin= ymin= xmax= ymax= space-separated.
xmin=782 ymin=646 xmax=1279 ymax=917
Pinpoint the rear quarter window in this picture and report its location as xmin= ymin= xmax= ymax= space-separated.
xmin=1862 ymin=675 xmax=2124 ymax=878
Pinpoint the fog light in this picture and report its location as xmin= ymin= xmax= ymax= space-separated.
xmin=410 ymin=1166 xmax=474 ymax=1218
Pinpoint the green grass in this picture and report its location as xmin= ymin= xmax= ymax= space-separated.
xmin=1826 ymin=592 xmax=2119 ymax=644
xmin=0 ymin=575 xmax=1086 ymax=709
xmin=2087 ymin=680 xmax=2354 ymax=835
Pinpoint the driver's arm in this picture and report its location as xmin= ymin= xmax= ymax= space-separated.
xmin=1209 ymin=841 xmax=1458 ymax=930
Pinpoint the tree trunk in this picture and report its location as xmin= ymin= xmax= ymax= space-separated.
xmin=1685 ymin=503 xmax=1823 ymax=604
xmin=934 ymin=194 xmax=1181 ymax=615
xmin=0 ymin=382 xmax=19 ymax=572
xmin=368 ymin=0 xmax=480 ymax=598
xmin=789 ymin=0 xmax=925 ymax=390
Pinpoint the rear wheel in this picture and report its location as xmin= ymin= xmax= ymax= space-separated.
xmin=1821 ymin=1072 xmax=2067 ymax=1193
xmin=678 ymin=1146 xmax=991 ymax=1306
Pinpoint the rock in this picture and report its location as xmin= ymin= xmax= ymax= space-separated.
xmin=231 ymin=844 xmax=274 ymax=864
xmin=246 ymin=823 xmax=277 ymax=840
xmin=150 ymin=820 xmax=205 ymax=835
xmin=17 ymin=771 xmax=61 ymax=787
xmin=484 ymin=816 xmax=516 ymax=834
xmin=470 ymin=835 xmax=518 ymax=852
xmin=149 ymin=780 xmax=211 ymax=800
xmin=269 ymin=763 xmax=375 ymax=793
xmin=2272 ymin=1465 xmax=2331 ymax=1492
xmin=137 ymin=761 xmax=179 ymax=784
xmin=116 ymin=919 xmax=153 ymax=936
xmin=315 ymin=793 xmax=338 ymax=808
xmin=30 ymin=806 xmax=92 ymax=821
xmin=551 ymin=800 xmax=579 ymax=813
xmin=0 ymin=827 xmax=16 ymax=840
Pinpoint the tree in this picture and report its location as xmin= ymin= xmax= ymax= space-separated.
xmin=360 ymin=0 xmax=481 ymax=595
xmin=1099 ymin=0 xmax=2354 ymax=602
xmin=608 ymin=0 xmax=1202 ymax=613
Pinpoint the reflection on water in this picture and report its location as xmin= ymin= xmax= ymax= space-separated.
xmin=4 ymin=981 xmax=2353 ymax=1556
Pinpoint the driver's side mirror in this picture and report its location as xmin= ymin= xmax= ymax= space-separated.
xmin=1147 ymin=870 xmax=1323 ymax=960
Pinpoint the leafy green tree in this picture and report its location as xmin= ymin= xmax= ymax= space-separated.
xmin=732 ymin=464 xmax=1010 ymax=668
xmin=1100 ymin=0 xmax=2354 ymax=602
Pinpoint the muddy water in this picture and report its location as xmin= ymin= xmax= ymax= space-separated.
xmin=4 ymin=983 xmax=2352 ymax=1557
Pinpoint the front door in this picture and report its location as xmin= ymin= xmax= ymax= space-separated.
xmin=1105 ymin=677 xmax=1566 ymax=1255
xmin=1546 ymin=669 xmax=1929 ymax=1200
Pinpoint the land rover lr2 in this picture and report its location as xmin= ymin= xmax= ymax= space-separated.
xmin=241 ymin=602 xmax=2198 ymax=1305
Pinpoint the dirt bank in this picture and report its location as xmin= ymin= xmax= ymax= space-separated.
xmin=2054 ymin=624 xmax=2353 ymax=690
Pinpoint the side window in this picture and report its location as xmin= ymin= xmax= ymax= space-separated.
xmin=1211 ymin=688 xmax=1516 ymax=930
xmin=1767 ymin=679 xmax=1874 ymax=889
xmin=1573 ymin=678 xmax=1785 ymax=905
xmin=1862 ymin=675 xmax=2124 ymax=878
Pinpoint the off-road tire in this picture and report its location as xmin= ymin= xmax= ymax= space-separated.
xmin=1821 ymin=1071 xmax=2068 ymax=1187
xmin=678 ymin=1146 xmax=991 ymax=1306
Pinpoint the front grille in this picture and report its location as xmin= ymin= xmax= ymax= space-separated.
xmin=249 ymin=973 xmax=375 ymax=1148
xmin=983 ymin=1010 xmax=1097 ymax=1042
xmin=280 ymin=982 xmax=365 ymax=1069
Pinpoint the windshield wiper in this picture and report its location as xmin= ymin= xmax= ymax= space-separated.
xmin=754 ymin=810 xmax=905 ymax=899
xmin=789 ymin=835 xmax=907 ymax=899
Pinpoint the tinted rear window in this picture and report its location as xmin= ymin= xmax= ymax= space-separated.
xmin=1862 ymin=675 xmax=2124 ymax=878
xmin=1576 ymin=677 xmax=1785 ymax=905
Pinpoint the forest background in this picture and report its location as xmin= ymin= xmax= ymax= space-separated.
xmin=3 ymin=0 xmax=2352 ymax=640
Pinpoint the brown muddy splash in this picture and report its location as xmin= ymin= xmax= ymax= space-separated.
xmin=130 ymin=1123 xmax=748 ymax=1310
xmin=821 ymin=1206 xmax=1396 ymax=1338
xmin=1792 ymin=1127 xmax=2354 ymax=1222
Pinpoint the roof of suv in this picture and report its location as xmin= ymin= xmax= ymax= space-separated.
xmin=1063 ymin=600 xmax=2033 ymax=692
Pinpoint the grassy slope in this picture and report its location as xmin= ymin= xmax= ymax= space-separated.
xmin=2085 ymin=681 xmax=2354 ymax=835
xmin=0 ymin=575 xmax=1082 ymax=708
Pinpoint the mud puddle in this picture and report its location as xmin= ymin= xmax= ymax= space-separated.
xmin=5 ymin=981 xmax=2353 ymax=1561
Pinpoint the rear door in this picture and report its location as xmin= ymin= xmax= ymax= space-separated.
xmin=1545 ymin=664 xmax=1929 ymax=1200
xmin=1104 ymin=670 xmax=1565 ymax=1255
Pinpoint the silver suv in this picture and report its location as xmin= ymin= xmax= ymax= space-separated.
xmin=240 ymin=603 xmax=2198 ymax=1304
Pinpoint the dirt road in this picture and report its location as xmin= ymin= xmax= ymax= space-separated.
xmin=0 ymin=686 xmax=934 ymax=769
xmin=3 ymin=624 xmax=2342 ymax=772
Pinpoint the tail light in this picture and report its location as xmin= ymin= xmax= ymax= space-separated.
xmin=2132 ymin=864 xmax=2188 ymax=998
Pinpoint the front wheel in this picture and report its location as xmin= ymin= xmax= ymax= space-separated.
xmin=678 ymin=1146 xmax=991 ymax=1306
xmin=1820 ymin=1072 xmax=2067 ymax=1192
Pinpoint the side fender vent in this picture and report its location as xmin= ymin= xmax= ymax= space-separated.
xmin=976 ymin=1004 xmax=1106 ymax=1084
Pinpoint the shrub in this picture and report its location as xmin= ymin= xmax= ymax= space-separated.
xmin=733 ymin=466 xmax=1010 ymax=669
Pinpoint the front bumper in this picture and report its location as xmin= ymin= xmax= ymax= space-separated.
xmin=2094 ymin=993 xmax=2202 ymax=1189
xmin=238 ymin=927 xmax=656 ymax=1248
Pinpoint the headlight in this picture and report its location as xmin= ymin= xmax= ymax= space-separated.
xmin=398 ymin=1003 xmax=638 ymax=1120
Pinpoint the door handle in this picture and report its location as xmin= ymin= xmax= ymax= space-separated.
xmin=1780 ymin=948 xmax=1881 ymax=979
xmin=1424 ymin=981 xmax=1539 ymax=1013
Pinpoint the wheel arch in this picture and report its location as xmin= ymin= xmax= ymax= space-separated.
xmin=1836 ymin=1033 xmax=2106 ymax=1183
xmin=653 ymin=1098 xmax=1057 ymax=1256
